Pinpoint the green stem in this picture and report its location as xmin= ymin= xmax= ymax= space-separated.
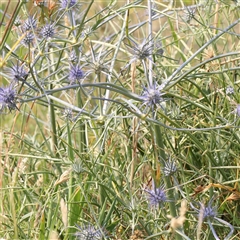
xmin=66 ymin=121 xmax=75 ymax=240
xmin=0 ymin=0 xmax=23 ymax=51
xmin=49 ymin=48 xmax=59 ymax=158
xmin=77 ymin=90 xmax=86 ymax=154
xmin=154 ymin=124 xmax=182 ymax=240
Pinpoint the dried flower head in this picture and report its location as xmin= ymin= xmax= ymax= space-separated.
xmin=8 ymin=63 xmax=28 ymax=82
xmin=168 ymin=199 xmax=187 ymax=230
xmin=41 ymin=24 xmax=55 ymax=39
xmin=74 ymin=224 xmax=105 ymax=240
xmin=69 ymin=64 xmax=84 ymax=84
xmin=0 ymin=84 xmax=17 ymax=112
xmin=60 ymin=198 xmax=68 ymax=228
xmin=49 ymin=230 xmax=60 ymax=240
xmin=145 ymin=181 xmax=167 ymax=207
xmin=130 ymin=229 xmax=145 ymax=239
xmin=23 ymin=15 xmax=37 ymax=31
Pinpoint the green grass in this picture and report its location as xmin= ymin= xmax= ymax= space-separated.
xmin=0 ymin=0 xmax=240 ymax=239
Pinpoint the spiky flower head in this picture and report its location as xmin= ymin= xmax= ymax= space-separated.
xmin=69 ymin=64 xmax=84 ymax=84
xmin=74 ymin=224 xmax=105 ymax=240
xmin=8 ymin=63 xmax=28 ymax=82
xmin=41 ymin=24 xmax=55 ymax=39
xmin=145 ymin=181 xmax=167 ymax=207
xmin=162 ymin=159 xmax=177 ymax=177
xmin=0 ymin=84 xmax=17 ymax=112
xmin=23 ymin=15 xmax=37 ymax=31
xmin=22 ymin=32 xmax=35 ymax=46
xmin=202 ymin=203 xmax=217 ymax=221
xmin=183 ymin=6 xmax=196 ymax=22
xmin=226 ymin=86 xmax=234 ymax=95
xmin=62 ymin=108 xmax=73 ymax=121
xmin=126 ymin=38 xmax=152 ymax=61
xmin=72 ymin=162 xmax=85 ymax=174
xmin=191 ymin=197 xmax=218 ymax=221
xmin=141 ymin=83 xmax=164 ymax=108
xmin=59 ymin=0 xmax=78 ymax=10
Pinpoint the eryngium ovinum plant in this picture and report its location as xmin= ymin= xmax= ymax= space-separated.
xmin=0 ymin=0 xmax=239 ymax=239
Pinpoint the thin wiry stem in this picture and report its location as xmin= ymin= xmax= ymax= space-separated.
xmin=215 ymin=217 xmax=234 ymax=240
xmin=102 ymin=0 xmax=130 ymax=115
xmin=208 ymin=220 xmax=220 ymax=240
xmin=147 ymin=0 xmax=153 ymax=87
xmin=0 ymin=0 xmax=22 ymax=51
xmin=163 ymin=18 xmax=240 ymax=88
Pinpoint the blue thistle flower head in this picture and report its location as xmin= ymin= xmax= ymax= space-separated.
xmin=190 ymin=197 xmax=234 ymax=239
xmin=141 ymin=83 xmax=165 ymax=107
xmin=59 ymin=0 xmax=78 ymax=10
xmin=0 ymin=84 xmax=17 ymax=112
xmin=8 ymin=63 xmax=28 ymax=82
xmin=69 ymin=64 xmax=84 ymax=84
xmin=145 ymin=182 xmax=167 ymax=207
xmin=125 ymin=37 xmax=152 ymax=61
xmin=41 ymin=24 xmax=55 ymax=39
xmin=191 ymin=197 xmax=218 ymax=221
xmin=201 ymin=198 xmax=218 ymax=221
xmin=74 ymin=224 xmax=105 ymax=240
xmin=23 ymin=15 xmax=37 ymax=31
xmin=22 ymin=32 xmax=35 ymax=46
